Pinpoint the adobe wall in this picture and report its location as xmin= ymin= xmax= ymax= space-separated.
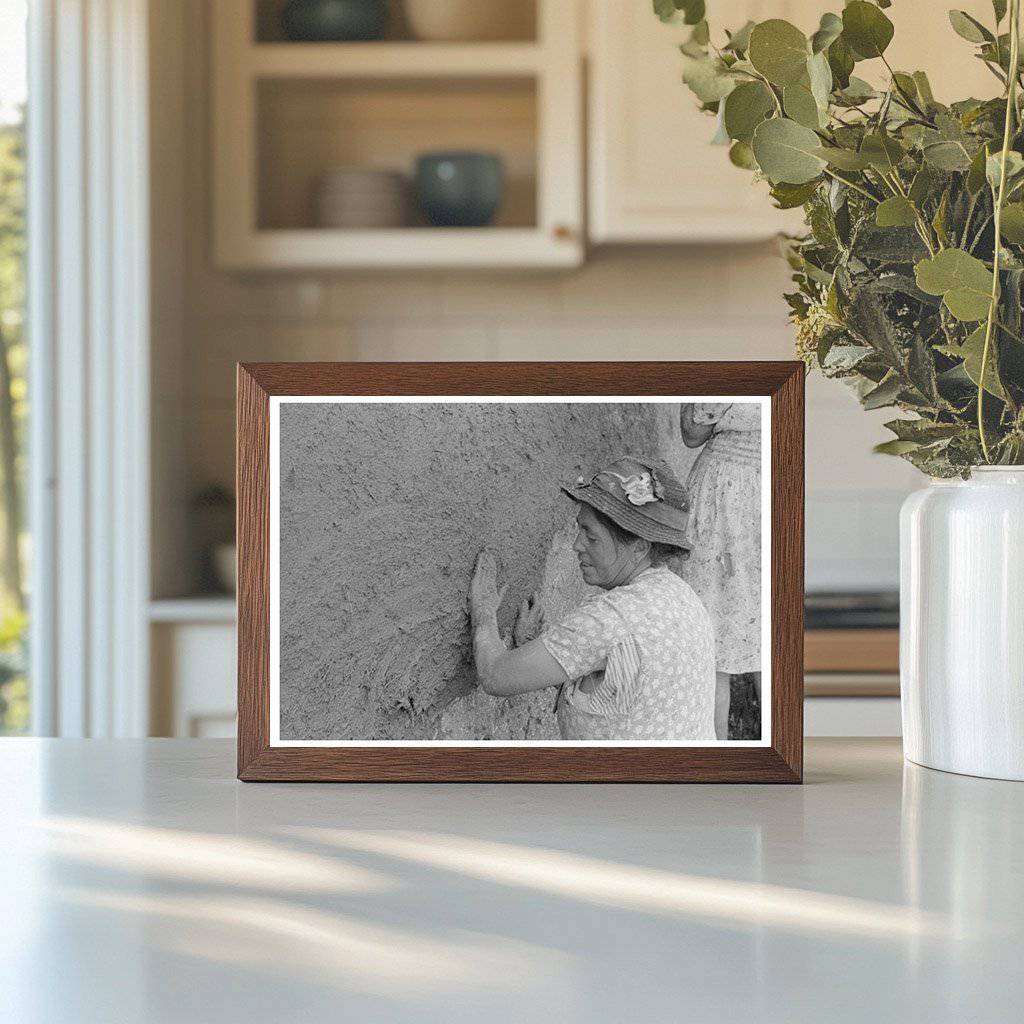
xmin=278 ymin=400 xmax=692 ymax=740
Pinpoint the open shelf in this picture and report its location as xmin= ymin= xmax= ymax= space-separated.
xmin=213 ymin=0 xmax=581 ymax=268
xmin=222 ymin=227 xmax=578 ymax=269
xmin=254 ymin=0 xmax=538 ymax=45
xmin=249 ymin=42 xmax=544 ymax=78
xmin=257 ymin=76 xmax=537 ymax=232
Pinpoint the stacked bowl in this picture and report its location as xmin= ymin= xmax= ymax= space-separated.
xmin=314 ymin=167 xmax=409 ymax=228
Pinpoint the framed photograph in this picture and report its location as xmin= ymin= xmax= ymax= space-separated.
xmin=237 ymin=362 xmax=804 ymax=782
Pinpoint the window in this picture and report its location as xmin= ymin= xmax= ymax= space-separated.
xmin=0 ymin=0 xmax=28 ymax=734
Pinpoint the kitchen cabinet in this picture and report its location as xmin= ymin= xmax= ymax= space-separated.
xmin=587 ymin=0 xmax=999 ymax=244
xmin=587 ymin=1 xmax=812 ymax=243
xmin=211 ymin=0 xmax=583 ymax=269
xmin=150 ymin=602 xmax=236 ymax=738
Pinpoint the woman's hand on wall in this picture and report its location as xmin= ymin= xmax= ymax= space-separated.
xmin=469 ymin=549 xmax=567 ymax=696
xmin=469 ymin=548 xmax=507 ymax=628
xmin=513 ymin=593 xmax=545 ymax=647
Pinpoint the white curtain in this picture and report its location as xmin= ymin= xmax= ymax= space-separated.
xmin=28 ymin=0 xmax=150 ymax=736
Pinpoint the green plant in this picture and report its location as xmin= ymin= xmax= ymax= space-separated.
xmin=660 ymin=0 xmax=1024 ymax=475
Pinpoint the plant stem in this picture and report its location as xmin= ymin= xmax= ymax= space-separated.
xmin=821 ymin=167 xmax=879 ymax=203
xmin=745 ymin=68 xmax=783 ymax=116
xmin=968 ymin=212 xmax=994 ymax=253
xmin=962 ymin=189 xmax=980 ymax=248
xmin=979 ymin=0 xmax=1021 ymax=463
xmin=872 ymin=167 xmax=937 ymax=254
xmin=880 ymin=54 xmax=929 ymax=119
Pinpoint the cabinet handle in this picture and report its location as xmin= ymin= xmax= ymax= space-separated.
xmin=552 ymin=224 xmax=574 ymax=241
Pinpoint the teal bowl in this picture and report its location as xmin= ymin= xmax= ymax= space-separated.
xmin=280 ymin=0 xmax=388 ymax=42
xmin=415 ymin=152 xmax=505 ymax=228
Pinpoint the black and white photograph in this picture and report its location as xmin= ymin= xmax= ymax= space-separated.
xmin=270 ymin=396 xmax=770 ymax=746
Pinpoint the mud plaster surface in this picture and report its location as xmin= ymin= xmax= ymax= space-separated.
xmin=278 ymin=401 xmax=696 ymax=740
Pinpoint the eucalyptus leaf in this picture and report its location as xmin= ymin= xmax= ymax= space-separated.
xmin=682 ymin=0 xmax=705 ymax=25
xmin=752 ymin=117 xmax=827 ymax=184
xmin=847 ymin=285 xmax=909 ymax=371
xmin=923 ymin=141 xmax=973 ymax=171
xmin=875 ymin=196 xmax=918 ymax=228
xmin=653 ymin=0 xmax=705 ymax=25
xmin=872 ymin=272 xmax=939 ymax=305
xmin=842 ymin=1 xmax=894 ymax=60
xmin=807 ymin=51 xmax=833 ymax=111
xmin=810 ymin=12 xmax=843 ymax=54
xmin=885 ymin=419 xmax=963 ymax=442
xmin=770 ymin=179 xmax=821 ymax=209
xmin=827 ymin=35 xmax=855 ymax=89
xmin=783 ymin=83 xmax=822 ymax=129
xmin=958 ymin=324 xmax=1007 ymax=398
xmin=729 ymin=140 xmax=758 ymax=169
xmin=822 ymin=341 xmax=874 ymax=373
xmin=908 ymin=334 xmax=941 ymax=402
xmin=690 ymin=19 xmax=710 ymax=45
xmin=892 ymin=72 xmax=919 ymax=103
xmin=724 ymin=81 xmax=775 ymax=143
xmin=860 ymin=133 xmax=905 ymax=173
xmin=854 ymin=226 xmax=929 ymax=263
xmin=862 ymin=374 xmax=902 ymax=409
xmin=932 ymin=190 xmax=951 ymax=246
xmin=874 ymin=439 xmax=921 ymax=455
xmin=724 ymin=20 xmax=755 ymax=53
xmin=836 ymin=76 xmax=878 ymax=105
xmin=912 ymin=71 xmax=935 ymax=105
xmin=915 ymin=248 xmax=994 ymax=321
xmin=653 ymin=0 xmax=677 ymax=24
xmin=909 ymin=165 xmax=937 ymax=205
xmin=980 ymin=33 xmax=1014 ymax=73
xmin=948 ymin=10 xmax=993 ymax=44
xmin=999 ymin=202 xmax=1024 ymax=242
xmin=967 ymin=142 xmax=993 ymax=193
xmin=682 ymin=55 xmax=737 ymax=103
xmin=748 ymin=19 xmax=810 ymax=87
xmin=986 ymin=150 xmax=1024 ymax=190
xmin=814 ymin=145 xmax=872 ymax=170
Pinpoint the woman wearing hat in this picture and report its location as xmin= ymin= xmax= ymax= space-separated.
xmin=468 ymin=457 xmax=716 ymax=741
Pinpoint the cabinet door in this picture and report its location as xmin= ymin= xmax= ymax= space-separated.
xmin=588 ymin=1 xmax=815 ymax=243
xmin=588 ymin=1 xmax=1003 ymax=244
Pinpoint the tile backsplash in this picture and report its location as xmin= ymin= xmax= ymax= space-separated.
xmin=173 ymin=247 xmax=916 ymax=594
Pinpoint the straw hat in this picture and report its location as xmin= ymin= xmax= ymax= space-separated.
xmin=561 ymin=457 xmax=690 ymax=549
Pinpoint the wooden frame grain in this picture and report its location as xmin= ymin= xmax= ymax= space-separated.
xmin=237 ymin=362 xmax=804 ymax=782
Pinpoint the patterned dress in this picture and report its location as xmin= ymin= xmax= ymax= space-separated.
xmin=680 ymin=402 xmax=762 ymax=675
xmin=540 ymin=566 xmax=716 ymax=740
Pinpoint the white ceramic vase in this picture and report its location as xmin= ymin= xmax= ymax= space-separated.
xmin=900 ymin=467 xmax=1024 ymax=780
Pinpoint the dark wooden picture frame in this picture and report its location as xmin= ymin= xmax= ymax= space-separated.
xmin=237 ymin=362 xmax=804 ymax=782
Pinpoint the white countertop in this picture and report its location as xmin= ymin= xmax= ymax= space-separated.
xmin=1 ymin=738 xmax=1021 ymax=1023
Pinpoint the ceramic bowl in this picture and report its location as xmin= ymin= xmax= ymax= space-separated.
xmin=414 ymin=152 xmax=505 ymax=228
xmin=315 ymin=168 xmax=409 ymax=228
xmin=280 ymin=0 xmax=388 ymax=42
xmin=403 ymin=0 xmax=534 ymax=42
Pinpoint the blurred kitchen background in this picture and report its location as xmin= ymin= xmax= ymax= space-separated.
xmin=1 ymin=0 xmax=997 ymax=740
